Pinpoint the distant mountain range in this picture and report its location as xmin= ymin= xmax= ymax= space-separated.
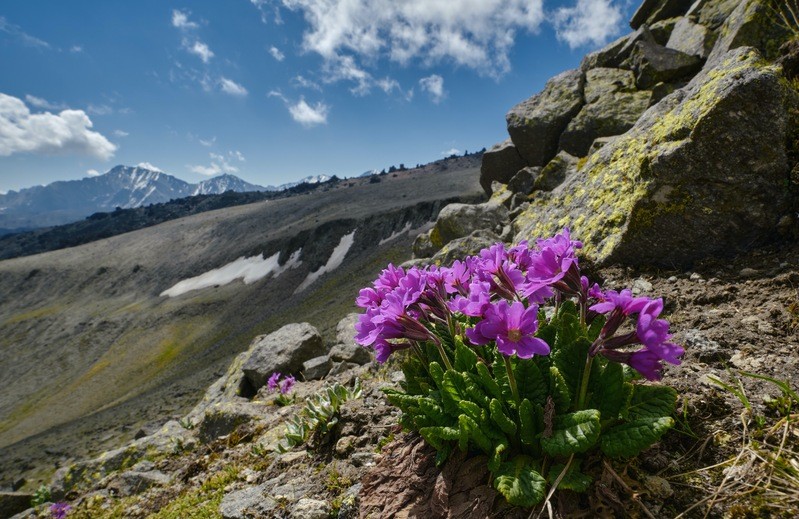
xmin=0 ymin=166 xmax=330 ymax=232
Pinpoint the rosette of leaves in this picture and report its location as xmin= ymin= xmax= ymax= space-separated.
xmin=279 ymin=379 xmax=363 ymax=452
xmin=383 ymin=302 xmax=677 ymax=508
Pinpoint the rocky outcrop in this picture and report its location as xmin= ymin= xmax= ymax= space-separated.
xmin=430 ymin=201 xmax=508 ymax=250
xmin=559 ymin=68 xmax=652 ymax=157
xmin=705 ymin=0 xmax=791 ymax=65
xmin=329 ymin=313 xmax=372 ymax=366
xmin=506 ymin=69 xmax=585 ymax=167
xmin=666 ymin=18 xmax=717 ymax=59
xmin=241 ymin=323 xmax=324 ymax=391
xmin=630 ymin=40 xmax=703 ymax=89
xmin=630 ymin=0 xmax=693 ymax=30
xmin=513 ymin=47 xmax=798 ymax=267
xmin=580 ymin=25 xmax=656 ymax=71
xmin=479 ymin=140 xmax=527 ymax=195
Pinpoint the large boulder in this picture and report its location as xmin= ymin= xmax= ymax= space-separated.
xmin=580 ymin=25 xmax=655 ymax=71
xmin=430 ymin=201 xmax=508 ymax=249
xmin=241 ymin=323 xmax=324 ymax=391
xmin=559 ymin=68 xmax=652 ymax=157
xmin=630 ymin=40 xmax=703 ymax=89
xmin=666 ymin=18 xmax=717 ymax=59
xmin=329 ymin=314 xmax=372 ymax=365
xmin=506 ymin=69 xmax=585 ymax=167
xmin=0 ymin=492 xmax=32 ymax=518
xmin=705 ymin=0 xmax=792 ymax=66
xmin=630 ymin=0 xmax=693 ymax=29
xmin=690 ymin=0 xmax=749 ymax=30
xmin=479 ymin=139 xmax=527 ymax=195
xmin=534 ymin=151 xmax=579 ymax=192
xmin=513 ymin=47 xmax=798 ymax=268
xmin=431 ymin=230 xmax=502 ymax=266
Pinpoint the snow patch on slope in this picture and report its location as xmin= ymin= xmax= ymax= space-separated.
xmin=161 ymin=249 xmax=302 ymax=297
xmin=295 ymin=231 xmax=356 ymax=293
xmin=378 ymin=222 xmax=412 ymax=246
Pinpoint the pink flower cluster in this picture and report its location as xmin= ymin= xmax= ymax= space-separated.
xmin=355 ymin=229 xmax=684 ymax=380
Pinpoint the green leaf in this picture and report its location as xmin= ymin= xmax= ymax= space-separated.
xmin=492 ymin=456 xmax=547 ymax=508
xmin=627 ymin=385 xmax=678 ymax=421
xmin=601 ymin=416 xmax=674 ymax=458
xmin=592 ymin=361 xmax=625 ymax=421
xmin=549 ymin=367 xmax=572 ymax=413
xmin=515 ymin=358 xmax=548 ymax=406
xmin=489 ymin=398 xmax=517 ymax=436
xmin=488 ymin=440 xmax=508 ymax=473
xmin=518 ymin=399 xmax=538 ymax=446
xmin=418 ymin=397 xmax=449 ymax=426
xmin=429 ymin=361 xmax=445 ymax=389
xmin=476 ymin=362 xmax=503 ymax=401
xmin=540 ymin=409 xmax=601 ymax=457
xmin=458 ymin=399 xmax=485 ymax=423
xmin=464 ymin=373 xmax=491 ymax=409
xmin=586 ymin=314 xmax=606 ymax=342
xmin=434 ymin=442 xmax=453 ymax=467
xmin=454 ymin=336 xmax=479 ymax=372
xmin=459 ymin=414 xmax=492 ymax=453
xmin=547 ymin=463 xmax=592 ymax=492
xmin=492 ymin=356 xmax=515 ymax=404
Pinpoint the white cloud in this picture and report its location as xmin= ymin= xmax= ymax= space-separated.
xmin=199 ymin=136 xmax=216 ymax=147
xmin=270 ymin=0 xmax=545 ymax=82
xmin=0 ymin=93 xmax=117 ymax=159
xmin=187 ymin=40 xmax=214 ymax=63
xmin=269 ymin=45 xmax=285 ymax=61
xmin=113 ymin=129 xmax=129 ymax=137
xmin=24 ymin=94 xmax=68 ymax=111
xmin=219 ymin=77 xmax=248 ymax=96
xmin=190 ymin=152 xmax=240 ymax=176
xmin=137 ymin=162 xmax=163 ymax=172
xmin=288 ymin=98 xmax=329 ymax=127
xmin=87 ymin=103 xmax=113 ymax=116
xmin=291 ymin=75 xmax=322 ymax=91
xmin=0 ymin=16 xmax=50 ymax=49
xmin=86 ymin=168 xmax=101 ymax=177
xmin=70 ymin=44 xmax=83 ymax=53
xmin=442 ymin=148 xmax=460 ymax=156
xmin=552 ymin=0 xmax=623 ymax=49
xmin=419 ymin=74 xmax=445 ymax=103
xmin=230 ymin=150 xmax=246 ymax=162
xmin=172 ymin=9 xmax=199 ymax=30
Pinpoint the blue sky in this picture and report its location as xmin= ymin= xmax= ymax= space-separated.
xmin=0 ymin=0 xmax=635 ymax=192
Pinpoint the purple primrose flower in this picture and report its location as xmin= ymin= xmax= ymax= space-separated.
xmin=467 ymin=300 xmax=549 ymax=359
xmin=50 ymin=503 xmax=71 ymax=519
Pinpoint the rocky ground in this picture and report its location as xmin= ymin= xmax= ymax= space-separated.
xmin=4 ymin=239 xmax=799 ymax=518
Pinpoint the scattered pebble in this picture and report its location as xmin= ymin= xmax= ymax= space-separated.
xmin=689 ymin=272 xmax=703 ymax=281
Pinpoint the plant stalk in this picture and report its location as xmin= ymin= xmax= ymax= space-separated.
xmin=504 ymin=355 xmax=521 ymax=404
xmin=576 ymin=355 xmax=594 ymax=410
xmin=434 ymin=338 xmax=454 ymax=371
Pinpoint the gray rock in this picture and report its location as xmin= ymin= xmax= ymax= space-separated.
xmin=534 ymin=152 xmax=578 ymax=192
xmin=630 ymin=0 xmax=693 ymax=29
xmin=431 ymin=230 xmax=502 ymax=266
xmin=329 ymin=315 xmax=372 ymax=365
xmin=431 ymin=201 xmax=508 ymax=249
xmin=107 ymin=470 xmax=171 ymax=497
xmin=630 ymin=41 xmax=703 ymax=89
xmin=667 ymin=18 xmax=717 ymax=59
xmin=242 ymin=323 xmax=324 ymax=391
xmin=302 ymin=355 xmax=332 ymax=381
xmin=220 ymin=484 xmax=276 ymax=519
xmin=479 ymin=139 xmax=527 ymax=195
xmin=412 ymin=229 xmax=438 ymax=259
xmin=650 ymin=81 xmax=680 ymax=105
xmin=692 ymin=0 xmax=748 ymax=30
xmin=328 ymin=361 xmax=360 ymax=376
xmin=507 ymin=167 xmax=539 ymax=195
xmin=291 ymin=498 xmax=330 ymax=519
xmin=334 ymin=313 xmax=359 ymax=347
xmin=559 ymin=68 xmax=652 ymax=157
xmin=683 ymin=329 xmax=724 ymax=363
xmin=197 ymin=401 xmax=266 ymax=443
xmin=705 ymin=0 xmax=791 ymax=66
xmin=580 ymin=26 xmax=655 ymax=71
xmin=0 ymin=492 xmax=33 ymax=518
xmin=513 ymin=47 xmax=798 ymax=268
xmin=506 ymin=69 xmax=585 ymax=167
xmin=588 ymin=136 xmax=615 ymax=156
xmin=649 ymin=17 xmax=680 ymax=45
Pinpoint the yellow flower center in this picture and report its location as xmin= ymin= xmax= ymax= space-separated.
xmin=507 ymin=329 xmax=522 ymax=342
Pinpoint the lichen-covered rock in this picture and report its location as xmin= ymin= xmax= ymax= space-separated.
xmin=559 ymin=68 xmax=652 ymax=157
xmin=630 ymin=40 xmax=703 ymax=89
xmin=580 ymin=25 xmax=655 ymax=71
xmin=588 ymin=136 xmax=616 ymax=156
xmin=513 ymin=47 xmax=798 ymax=268
xmin=241 ymin=323 xmax=323 ymax=391
xmin=106 ymin=469 xmax=171 ymax=497
xmin=290 ymin=498 xmax=330 ymax=519
xmin=412 ymin=229 xmax=438 ymax=258
xmin=479 ymin=139 xmax=526 ymax=195
xmin=705 ymin=0 xmax=792 ymax=66
xmin=506 ymin=69 xmax=585 ymax=167
xmin=328 ymin=313 xmax=371 ymax=365
xmin=431 ymin=230 xmax=502 ymax=266
xmin=666 ymin=18 xmax=717 ymax=59
xmin=690 ymin=0 xmax=748 ymax=30
xmin=534 ymin=151 xmax=579 ymax=192
xmin=649 ymin=17 xmax=680 ymax=45
xmin=630 ymin=0 xmax=693 ymax=29
xmin=197 ymin=401 xmax=266 ymax=443
xmin=0 ymin=492 xmax=32 ymax=518
xmin=430 ymin=201 xmax=508 ymax=249
xmin=507 ymin=167 xmax=539 ymax=195
xmin=220 ymin=484 xmax=277 ymax=519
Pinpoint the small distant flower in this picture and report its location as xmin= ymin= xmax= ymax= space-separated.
xmin=279 ymin=375 xmax=296 ymax=394
xmin=50 ymin=503 xmax=71 ymax=519
xmin=267 ymin=372 xmax=281 ymax=392
xmin=467 ymin=300 xmax=549 ymax=359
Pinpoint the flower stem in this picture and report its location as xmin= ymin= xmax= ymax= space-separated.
xmin=434 ymin=337 xmax=454 ymax=371
xmin=576 ymin=355 xmax=594 ymax=410
xmin=503 ymin=356 xmax=520 ymax=405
